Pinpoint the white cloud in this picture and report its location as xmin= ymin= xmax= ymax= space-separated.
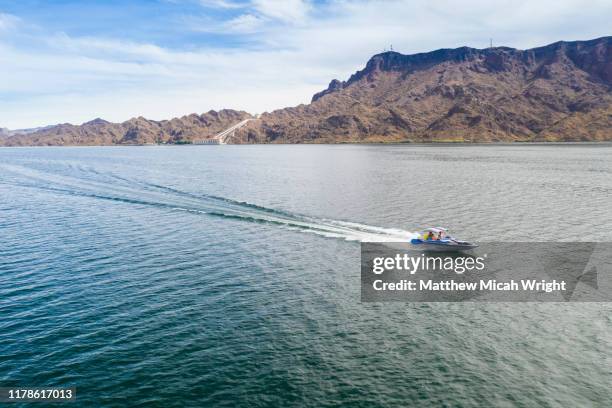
xmin=252 ymin=0 xmax=312 ymax=22
xmin=199 ymin=0 xmax=245 ymax=9
xmin=198 ymin=0 xmax=312 ymax=22
xmin=0 ymin=0 xmax=611 ymax=128
xmin=0 ymin=12 xmax=20 ymax=31
xmin=223 ymin=13 xmax=266 ymax=33
xmin=46 ymin=33 xmax=169 ymax=61
xmin=191 ymin=0 xmax=312 ymax=34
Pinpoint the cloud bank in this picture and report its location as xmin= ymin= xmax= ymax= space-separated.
xmin=0 ymin=0 xmax=610 ymax=128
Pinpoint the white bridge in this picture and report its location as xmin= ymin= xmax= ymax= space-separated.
xmin=193 ymin=118 xmax=254 ymax=145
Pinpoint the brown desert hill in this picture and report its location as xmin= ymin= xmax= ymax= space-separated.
xmin=238 ymin=36 xmax=612 ymax=143
xmin=2 ymin=36 xmax=611 ymax=145
xmin=1 ymin=110 xmax=252 ymax=146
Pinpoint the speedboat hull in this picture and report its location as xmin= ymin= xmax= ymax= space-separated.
xmin=410 ymin=239 xmax=478 ymax=252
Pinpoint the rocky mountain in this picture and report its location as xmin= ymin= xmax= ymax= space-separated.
xmin=238 ymin=36 xmax=611 ymax=143
xmin=2 ymin=36 xmax=610 ymax=145
xmin=0 ymin=125 xmax=55 ymax=138
xmin=1 ymin=110 xmax=252 ymax=146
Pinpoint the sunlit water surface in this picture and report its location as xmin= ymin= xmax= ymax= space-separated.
xmin=1 ymin=144 xmax=611 ymax=407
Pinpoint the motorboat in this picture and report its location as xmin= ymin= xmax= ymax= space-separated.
xmin=410 ymin=227 xmax=478 ymax=251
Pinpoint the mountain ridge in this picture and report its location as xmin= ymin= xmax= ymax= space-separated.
xmin=313 ymin=37 xmax=611 ymax=102
xmin=2 ymin=36 xmax=611 ymax=146
xmin=237 ymin=36 xmax=611 ymax=143
xmin=1 ymin=110 xmax=252 ymax=146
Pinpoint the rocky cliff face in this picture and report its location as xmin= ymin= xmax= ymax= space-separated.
xmin=239 ymin=36 xmax=612 ymax=143
xmin=1 ymin=110 xmax=252 ymax=146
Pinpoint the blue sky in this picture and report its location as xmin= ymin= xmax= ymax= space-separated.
xmin=1 ymin=0 xmax=610 ymax=128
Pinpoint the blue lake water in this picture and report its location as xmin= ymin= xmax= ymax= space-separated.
xmin=1 ymin=144 xmax=611 ymax=407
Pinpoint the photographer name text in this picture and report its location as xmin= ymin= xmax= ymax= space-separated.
xmin=373 ymin=279 xmax=566 ymax=292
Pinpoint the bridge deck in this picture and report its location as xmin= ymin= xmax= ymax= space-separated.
xmin=192 ymin=118 xmax=254 ymax=145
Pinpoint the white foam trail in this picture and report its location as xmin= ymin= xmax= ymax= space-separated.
xmin=327 ymin=220 xmax=417 ymax=242
xmin=1 ymin=164 xmax=418 ymax=243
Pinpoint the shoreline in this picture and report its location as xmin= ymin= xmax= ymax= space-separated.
xmin=2 ymin=141 xmax=612 ymax=148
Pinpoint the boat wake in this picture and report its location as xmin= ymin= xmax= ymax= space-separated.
xmin=0 ymin=164 xmax=416 ymax=243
